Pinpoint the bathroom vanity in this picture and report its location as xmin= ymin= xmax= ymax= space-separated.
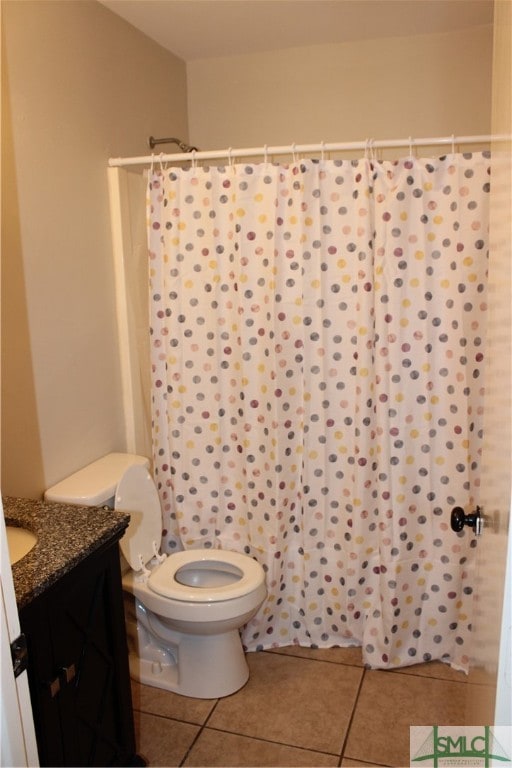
xmin=4 ymin=496 xmax=144 ymax=767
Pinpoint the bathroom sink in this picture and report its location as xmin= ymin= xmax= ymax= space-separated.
xmin=6 ymin=525 xmax=38 ymax=564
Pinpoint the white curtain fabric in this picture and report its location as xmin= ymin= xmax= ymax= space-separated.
xmin=147 ymin=153 xmax=490 ymax=670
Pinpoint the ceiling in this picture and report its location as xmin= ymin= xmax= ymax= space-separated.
xmin=99 ymin=0 xmax=494 ymax=62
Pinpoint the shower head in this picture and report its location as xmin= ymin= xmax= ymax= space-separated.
xmin=148 ymin=136 xmax=199 ymax=153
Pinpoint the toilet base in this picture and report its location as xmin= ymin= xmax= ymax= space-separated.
xmin=127 ymin=623 xmax=250 ymax=698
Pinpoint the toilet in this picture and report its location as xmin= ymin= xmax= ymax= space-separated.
xmin=45 ymin=453 xmax=267 ymax=699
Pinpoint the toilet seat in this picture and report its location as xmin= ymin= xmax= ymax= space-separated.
xmin=148 ymin=550 xmax=265 ymax=603
xmin=116 ymin=464 xmax=265 ymax=604
xmin=116 ymin=464 xmax=163 ymax=572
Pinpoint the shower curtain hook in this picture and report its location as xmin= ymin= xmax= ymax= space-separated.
xmin=451 ymin=134 xmax=456 ymax=155
xmin=409 ymin=136 xmax=415 ymax=157
xmin=292 ymin=142 xmax=297 ymax=163
xmin=228 ymin=147 xmax=233 ymax=167
xmin=320 ymin=141 xmax=325 ymax=162
xmin=264 ymin=144 xmax=269 ymax=164
xmin=191 ymin=149 xmax=197 ymax=170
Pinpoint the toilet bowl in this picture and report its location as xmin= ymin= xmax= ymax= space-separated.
xmin=45 ymin=453 xmax=267 ymax=699
xmin=122 ymin=549 xmax=266 ymax=698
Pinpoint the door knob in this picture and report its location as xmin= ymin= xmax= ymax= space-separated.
xmin=451 ymin=505 xmax=483 ymax=535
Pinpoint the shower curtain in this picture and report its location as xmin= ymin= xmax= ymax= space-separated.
xmin=147 ymin=152 xmax=490 ymax=671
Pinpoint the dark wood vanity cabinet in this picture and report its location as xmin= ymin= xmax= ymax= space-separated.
xmin=19 ymin=534 xmax=142 ymax=767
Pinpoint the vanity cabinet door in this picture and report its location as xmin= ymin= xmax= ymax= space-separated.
xmin=19 ymin=597 xmax=65 ymax=766
xmin=20 ymin=539 xmax=139 ymax=767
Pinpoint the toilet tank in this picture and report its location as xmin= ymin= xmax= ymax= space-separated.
xmin=44 ymin=452 xmax=150 ymax=507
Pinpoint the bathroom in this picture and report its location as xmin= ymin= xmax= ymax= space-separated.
xmin=1 ymin=0 xmax=511 ymax=765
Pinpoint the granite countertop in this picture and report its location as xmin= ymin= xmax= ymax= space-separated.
xmin=3 ymin=496 xmax=130 ymax=609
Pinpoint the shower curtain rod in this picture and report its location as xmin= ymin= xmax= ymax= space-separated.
xmin=108 ymin=134 xmax=508 ymax=168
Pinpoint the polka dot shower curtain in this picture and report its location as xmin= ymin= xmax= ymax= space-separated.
xmin=147 ymin=152 xmax=490 ymax=671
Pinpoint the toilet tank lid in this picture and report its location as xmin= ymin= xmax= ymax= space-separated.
xmin=44 ymin=452 xmax=150 ymax=507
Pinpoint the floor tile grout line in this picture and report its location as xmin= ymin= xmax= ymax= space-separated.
xmin=178 ymin=698 xmax=221 ymax=767
xmin=194 ymin=723 xmax=342 ymax=759
xmin=178 ymin=727 xmax=204 ymax=767
xmin=374 ymin=668 xmax=468 ymax=685
xmin=337 ymin=666 xmax=368 ymax=767
xmin=262 ymin=649 xmax=466 ymax=684
xmin=133 ymin=706 xmax=217 ymax=730
xmin=342 ymin=760 xmax=395 ymax=768
xmin=340 ymin=759 xmax=393 ymax=768
xmin=262 ymin=648 xmax=365 ymax=669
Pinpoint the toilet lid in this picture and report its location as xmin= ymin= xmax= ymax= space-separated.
xmin=115 ymin=464 xmax=162 ymax=571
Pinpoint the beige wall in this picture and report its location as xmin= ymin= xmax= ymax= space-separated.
xmin=1 ymin=0 xmax=188 ymax=497
xmin=187 ymin=25 xmax=493 ymax=150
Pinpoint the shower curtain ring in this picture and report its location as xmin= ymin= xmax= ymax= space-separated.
xmin=366 ymin=138 xmax=375 ymax=163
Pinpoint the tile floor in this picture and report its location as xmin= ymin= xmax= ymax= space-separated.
xmin=130 ymin=645 xmax=492 ymax=767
